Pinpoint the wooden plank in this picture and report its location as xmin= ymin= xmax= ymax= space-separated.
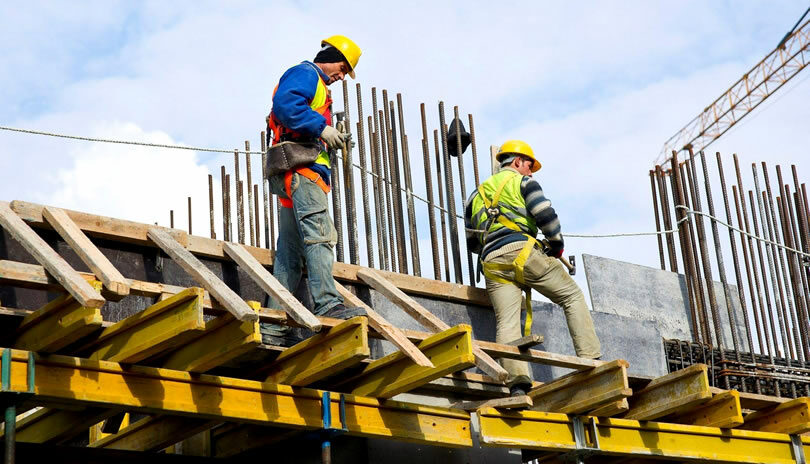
xmin=421 ymin=372 xmax=510 ymax=398
xmin=0 ymin=201 xmax=104 ymax=308
xmin=260 ymin=316 xmax=370 ymax=386
xmin=42 ymin=206 xmax=130 ymax=297
xmin=342 ymin=325 xmax=476 ymax=398
xmin=741 ymin=397 xmax=810 ymax=434
xmin=667 ymin=390 xmax=743 ymax=428
xmin=335 ymin=281 xmax=433 ymax=368
xmin=14 ymin=283 xmax=103 ymax=352
xmin=10 ymin=407 xmax=119 ymax=444
xmin=623 ymin=364 xmax=712 ymax=421
xmin=90 ymin=416 xmax=218 ymax=452
xmin=147 ymin=227 xmax=257 ymax=322
xmin=710 ymin=387 xmax=792 ymax=411
xmin=529 ymin=359 xmax=632 ymax=414
xmin=357 ymin=268 xmax=508 ymax=382
xmin=223 ymin=242 xmax=321 ymax=331
xmin=590 ymin=398 xmax=629 ymax=417
xmin=452 ymin=396 xmax=533 ymax=411
xmin=86 ymin=287 xmax=206 ymax=363
xmin=506 ymin=334 xmax=544 ymax=349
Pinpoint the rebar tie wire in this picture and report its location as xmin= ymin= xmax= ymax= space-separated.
xmin=4 ymin=123 xmax=810 ymax=256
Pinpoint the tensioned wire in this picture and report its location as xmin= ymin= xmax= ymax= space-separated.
xmin=3 ymin=124 xmax=810 ymax=255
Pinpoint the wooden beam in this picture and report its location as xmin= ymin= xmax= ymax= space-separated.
xmin=0 ymin=201 xmax=104 ymax=308
xmin=336 ymin=281 xmax=433 ymax=368
xmin=357 ymin=268 xmax=508 ymax=382
xmin=529 ymin=360 xmax=632 ymax=414
xmin=623 ymin=364 xmax=712 ymax=421
xmin=260 ymin=316 xmax=370 ymax=386
xmin=85 ymin=287 xmax=206 ymax=363
xmin=10 ymin=407 xmax=119 ymax=444
xmin=667 ymin=390 xmax=743 ymax=428
xmin=90 ymin=416 xmax=218 ymax=452
xmin=14 ymin=283 xmax=103 ymax=352
xmin=147 ymin=227 xmax=257 ymax=322
xmin=506 ymin=334 xmax=544 ymax=350
xmin=452 ymin=396 xmax=533 ymax=411
xmin=42 ymin=206 xmax=130 ymax=297
xmin=590 ymin=398 xmax=629 ymax=417
xmin=223 ymin=242 xmax=321 ymax=331
xmin=342 ymin=325 xmax=476 ymax=398
xmin=740 ymin=397 xmax=810 ymax=434
xmin=422 ymin=372 xmax=510 ymax=398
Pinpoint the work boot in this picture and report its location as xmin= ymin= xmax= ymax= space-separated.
xmin=509 ymin=383 xmax=532 ymax=398
xmin=321 ymin=303 xmax=366 ymax=320
xmin=260 ymin=323 xmax=304 ymax=348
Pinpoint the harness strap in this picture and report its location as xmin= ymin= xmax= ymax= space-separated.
xmin=279 ymin=168 xmax=331 ymax=208
xmin=481 ymin=237 xmax=539 ymax=337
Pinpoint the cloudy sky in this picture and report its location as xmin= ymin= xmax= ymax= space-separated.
xmin=1 ymin=1 xmax=809 ymax=296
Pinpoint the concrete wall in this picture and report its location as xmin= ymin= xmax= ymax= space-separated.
xmin=583 ymin=254 xmax=750 ymax=352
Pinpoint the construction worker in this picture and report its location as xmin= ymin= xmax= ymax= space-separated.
xmin=464 ymin=140 xmax=601 ymax=396
xmin=264 ymin=35 xmax=364 ymax=345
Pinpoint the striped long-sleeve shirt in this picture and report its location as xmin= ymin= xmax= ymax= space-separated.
xmin=465 ymin=168 xmax=563 ymax=260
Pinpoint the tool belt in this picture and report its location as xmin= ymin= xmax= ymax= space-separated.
xmin=279 ymin=167 xmax=331 ymax=209
xmin=265 ymin=141 xmax=322 ymax=177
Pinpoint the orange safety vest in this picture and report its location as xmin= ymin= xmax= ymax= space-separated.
xmin=267 ymin=65 xmax=333 ymax=208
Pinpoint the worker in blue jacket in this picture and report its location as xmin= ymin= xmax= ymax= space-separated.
xmin=264 ymin=36 xmax=363 ymax=346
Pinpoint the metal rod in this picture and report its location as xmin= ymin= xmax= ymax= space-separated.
xmin=656 ymin=165 xmax=679 ymax=272
xmin=687 ymin=150 xmax=725 ymax=350
xmin=245 ymin=141 xmax=254 ymax=247
xmin=5 ymin=404 xmax=16 ymax=464
xmin=421 ymin=103 xmax=441 ymax=279
xmin=369 ymin=116 xmax=387 ymax=269
xmin=187 ymin=196 xmax=192 ymax=235
xmin=668 ymin=168 xmax=700 ymax=342
xmin=681 ymin=160 xmax=712 ymax=345
xmin=342 ymin=80 xmax=359 ymax=265
xmin=269 ymin=190 xmax=276 ymax=251
xmin=378 ymin=109 xmax=396 ymax=270
xmin=650 ymin=169 xmax=666 ymax=270
xmin=467 ymin=113 xmax=481 ymax=187
xmin=790 ymin=189 xmax=810 ymax=362
xmin=170 ymin=210 xmax=174 ymax=229
xmin=253 ymin=184 xmax=260 ymax=249
xmin=261 ymin=131 xmax=270 ymax=249
xmin=749 ymin=188 xmax=780 ymax=359
xmin=439 ymin=101 xmax=463 ymax=283
xmin=779 ymin=190 xmax=809 ymax=360
xmin=330 ymin=111 xmax=344 ymax=262
xmin=435 ymin=129 xmax=451 ymax=282
xmin=775 ymin=167 xmax=804 ymax=363
xmin=234 ymin=150 xmax=244 ymax=245
xmin=386 ymin=96 xmax=408 ymax=274
xmin=397 ymin=94 xmax=420 ymax=276
xmin=355 ymin=84 xmax=373 ymax=268
xmin=371 ymin=88 xmax=390 ymax=270
xmin=454 ymin=106 xmax=475 ymax=285
xmin=221 ymin=166 xmax=228 ymax=242
xmin=208 ymin=174 xmax=216 ymax=239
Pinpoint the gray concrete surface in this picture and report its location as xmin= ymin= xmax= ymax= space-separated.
xmin=584 ymin=253 xmax=750 ymax=351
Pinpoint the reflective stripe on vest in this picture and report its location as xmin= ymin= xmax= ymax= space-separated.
xmin=279 ymin=168 xmax=331 ymax=209
xmin=470 ymin=169 xmax=538 ymax=247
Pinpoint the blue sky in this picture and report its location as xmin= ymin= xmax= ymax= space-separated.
xmin=1 ymin=1 xmax=809 ymax=294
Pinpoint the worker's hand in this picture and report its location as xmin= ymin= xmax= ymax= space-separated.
xmin=341 ymin=131 xmax=355 ymax=150
xmin=321 ymin=125 xmax=345 ymax=150
xmin=545 ymin=239 xmax=564 ymax=259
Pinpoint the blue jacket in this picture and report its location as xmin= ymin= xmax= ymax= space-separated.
xmin=271 ymin=61 xmax=332 ymax=183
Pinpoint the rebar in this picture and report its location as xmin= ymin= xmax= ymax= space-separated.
xmin=681 ymin=160 xmax=712 ymax=345
xmin=208 ymin=174 xmax=215 ymax=239
xmin=330 ymin=126 xmax=344 ymax=262
xmin=261 ymin=131 xmax=270 ymax=249
xmin=170 ymin=210 xmax=174 ymax=228
xmin=398 ymin=94 xmax=420 ymax=276
xmin=384 ymin=96 xmax=407 ymax=273
xmin=454 ymin=106 xmax=475 ymax=285
xmin=371 ymin=88 xmax=391 ymax=270
xmin=421 ymin=103 xmax=441 ymax=280
xmin=221 ymin=166 xmax=228 ymax=242
xmin=439 ymin=102 xmax=463 ymax=284
xmin=649 ymin=170 xmax=666 ymax=270
xmin=226 ymin=173 xmax=232 ymax=242
xmin=467 ymin=113 xmax=481 ymax=187
xmin=253 ymin=184 xmax=260 ymax=248
xmin=748 ymin=189 xmax=780 ymax=359
xmin=235 ymin=150 xmax=244 ymax=245
xmin=369 ymin=116 xmax=387 ymax=269
xmin=378 ymin=109 xmax=396 ymax=270
xmin=187 ymin=196 xmax=192 ymax=235
xmin=668 ymin=168 xmax=699 ymax=341
xmin=779 ymin=190 xmax=810 ymax=361
xmin=341 ymin=80 xmax=359 ymax=265
xmin=355 ymin=84 xmax=374 ymax=268
xmin=656 ymin=165 xmax=679 ymax=272
xmin=245 ymin=141 xmax=254 ymax=247
xmin=435 ymin=129 xmax=451 ymax=282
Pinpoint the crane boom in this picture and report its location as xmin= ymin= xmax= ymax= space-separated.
xmin=657 ymin=18 xmax=810 ymax=164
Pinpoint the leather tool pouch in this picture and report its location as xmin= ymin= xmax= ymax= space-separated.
xmin=265 ymin=141 xmax=321 ymax=177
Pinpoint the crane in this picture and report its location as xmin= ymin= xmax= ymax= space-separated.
xmin=657 ymin=9 xmax=810 ymax=164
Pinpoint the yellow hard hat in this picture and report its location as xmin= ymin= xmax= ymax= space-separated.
xmin=496 ymin=140 xmax=541 ymax=173
xmin=321 ymin=35 xmax=361 ymax=79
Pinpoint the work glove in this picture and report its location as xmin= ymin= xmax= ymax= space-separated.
xmin=320 ymin=125 xmax=345 ymax=150
xmin=545 ymin=239 xmax=564 ymax=259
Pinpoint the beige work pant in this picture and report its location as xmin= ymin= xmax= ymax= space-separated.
xmin=485 ymin=247 xmax=602 ymax=386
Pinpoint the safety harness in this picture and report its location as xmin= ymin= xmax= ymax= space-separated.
xmin=476 ymin=175 xmax=539 ymax=337
xmin=279 ymin=167 xmax=331 ymax=208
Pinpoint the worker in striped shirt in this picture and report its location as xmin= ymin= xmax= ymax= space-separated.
xmin=465 ymin=140 xmax=601 ymax=396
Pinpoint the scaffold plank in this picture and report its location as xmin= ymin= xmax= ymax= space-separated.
xmin=260 ymin=316 xmax=370 ymax=386
xmin=85 ymin=287 xmax=206 ymax=363
xmin=343 ymin=324 xmax=476 ymax=398
xmin=623 ymin=364 xmax=711 ymax=420
xmin=357 ymin=268 xmax=508 ymax=382
xmin=5 ymin=407 xmax=118 ymax=444
xmin=147 ymin=227 xmax=258 ymax=322
xmin=223 ymin=242 xmax=321 ymax=331
xmin=477 ymin=408 xmax=810 ymax=463
xmin=667 ymin=390 xmax=743 ymax=428
xmin=741 ymin=397 xmax=810 ymax=434
xmin=42 ymin=206 xmax=130 ymax=297
xmin=13 ymin=283 xmax=103 ymax=352
xmin=529 ymin=359 xmax=631 ymax=414
xmin=1 ymin=348 xmax=472 ymax=447
xmin=452 ymin=395 xmax=533 ymax=411
xmin=0 ymin=201 xmax=104 ymax=308
xmin=591 ymin=398 xmax=629 ymax=417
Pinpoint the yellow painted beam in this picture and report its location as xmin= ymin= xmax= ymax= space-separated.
xmin=90 ymin=416 xmax=218 ymax=451
xmin=623 ymin=364 xmax=712 ymax=420
xmin=529 ymin=359 xmax=631 ymax=414
xmin=590 ymin=399 xmax=629 ymax=417
xmin=2 ymin=348 xmax=472 ymax=447
xmin=741 ymin=397 xmax=810 ymax=434
xmin=6 ymin=407 xmax=118 ymax=444
xmin=261 ymin=316 xmax=370 ymax=386
xmin=86 ymin=287 xmax=206 ymax=363
xmin=668 ymin=390 xmax=744 ymax=428
xmin=344 ymin=324 xmax=475 ymax=398
xmin=478 ymin=408 xmax=810 ymax=463
xmin=13 ymin=281 xmax=103 ymax=352
xmin=89 ymin=413 xmax=130 ymax=443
